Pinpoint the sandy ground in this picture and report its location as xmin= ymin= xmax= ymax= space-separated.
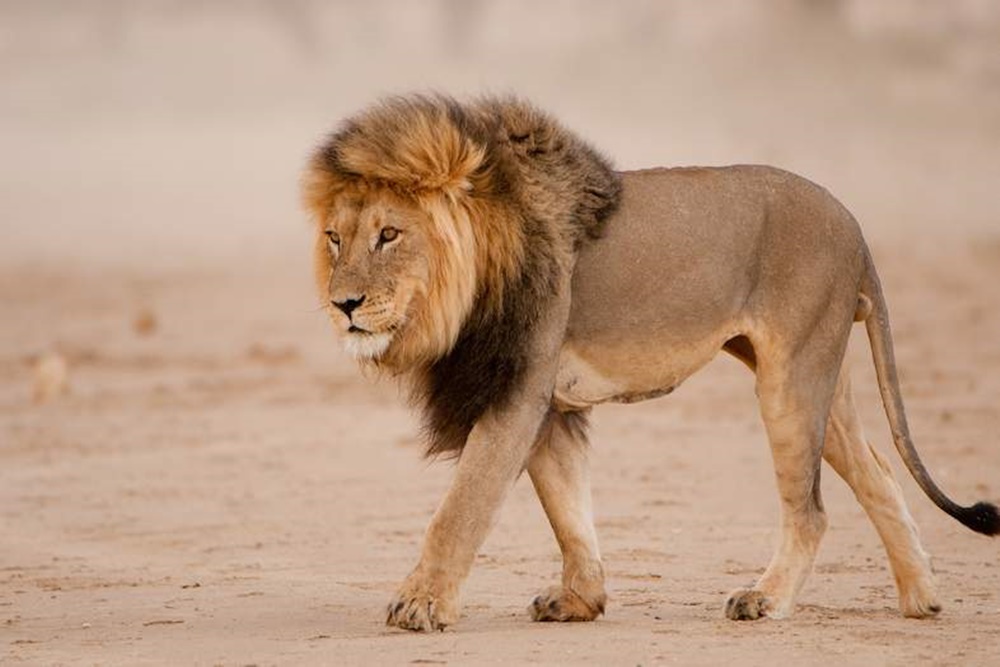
xmin=3 ymin=242 xmax=1000 ymax=667
xmin=3 ymin=3 xmax=1000 ymax=665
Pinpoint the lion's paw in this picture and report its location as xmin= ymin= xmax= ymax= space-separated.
xmin=899 ymin=589 xmax=942 ymax=619
xmin=724 ymin=588 xmax=772 ymax=621
xmin=529 ymin=585 xmax=605 ymax=622
xmin=386 ymin=583 xmax=458 ymax=632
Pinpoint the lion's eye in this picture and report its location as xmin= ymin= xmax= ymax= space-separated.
xmin=324 ymin=229 xmax=340 ymax=246
xmin=378 ymin=227 xmax=400 ymax=245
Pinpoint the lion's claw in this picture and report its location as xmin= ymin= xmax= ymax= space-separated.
xmin=725 ymin=588 xmax=771 ymax=621
xmin=386 ymin=587 xmax=456 ymax=632
xmin=529 ymin=585 xmax=604 ymax=622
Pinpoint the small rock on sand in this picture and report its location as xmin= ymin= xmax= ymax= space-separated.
xmin=33 ymin=352 xmax=69 ymax=403
xmin=133 ymin=309 xmax=158 ymax=336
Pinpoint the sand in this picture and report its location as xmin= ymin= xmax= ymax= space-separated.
xmin=2 ymin=3 xmax=999 ymax=665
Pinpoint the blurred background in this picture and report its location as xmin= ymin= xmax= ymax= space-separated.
xmin=2 ymin=0 xmax=999 ymax=270
xmin=4 ymin=5 xmax=1000 ymax=662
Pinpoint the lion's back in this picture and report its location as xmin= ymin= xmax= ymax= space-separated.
xmin=568 ymin=164 xmax=867 ymax=344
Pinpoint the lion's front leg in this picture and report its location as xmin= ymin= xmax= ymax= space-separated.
xmin=386 ymin=399 xmax=554 ymax=631
xmin=386 ymin=287 xmax=572 ymax=632
xmin=385 ymin=404 xmax=548 ymax=631
xmin=526 ymin=410 xmax=606 ymax=622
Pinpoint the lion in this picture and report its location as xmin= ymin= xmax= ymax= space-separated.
xmin=302 ymin=94 xmax=998 ymax=632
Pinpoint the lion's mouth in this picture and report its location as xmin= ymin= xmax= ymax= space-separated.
xmin=348 ymin=321 xmax=401 ymax=335
xmin=341 ymin=327 xmax=394 ymax=361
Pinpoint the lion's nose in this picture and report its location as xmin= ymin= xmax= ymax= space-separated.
xmin=332 ymin=295 xmax=365 ymax=318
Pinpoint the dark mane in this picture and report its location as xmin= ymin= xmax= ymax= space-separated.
xmin=415 ymin=96 xmax=619 ymax=457
xmin=310 ymin=93 xmax=621 ymax=457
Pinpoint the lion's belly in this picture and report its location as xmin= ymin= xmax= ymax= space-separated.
xmin=552 ymin=336 xmax=727 ymax=411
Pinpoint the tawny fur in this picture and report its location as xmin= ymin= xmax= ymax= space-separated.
xmin=303 ymin=94 xmax=997 ymax=633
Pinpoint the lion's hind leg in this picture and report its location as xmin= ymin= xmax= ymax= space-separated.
xmin=725 ymin=330 xmax=849 ymax=621
xmin=526 ymin=409 xmax=607 ymax=622
xmin=822 ymin=366 xmax=940 ymax=617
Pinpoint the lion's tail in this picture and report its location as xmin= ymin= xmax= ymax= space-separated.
xmin=860 ymin=248 xmax=999 ymax=536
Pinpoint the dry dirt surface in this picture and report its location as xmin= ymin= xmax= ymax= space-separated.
xmin=2 ymin=244 xmax=999 ymax=666
xmin=3 ymin=2 xmax=1000 ymax=665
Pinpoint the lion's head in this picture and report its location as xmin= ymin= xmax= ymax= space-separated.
xmin=306 ymin=180 xmax=479 ymax=369
xmin=303 ymin=94 xmax=620 ymax=454
xmin=303 ymin=96 xmax=496 ymax=371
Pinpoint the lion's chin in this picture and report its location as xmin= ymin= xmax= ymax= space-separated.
xmin=341 ymin=330 xmax=394 ymax=362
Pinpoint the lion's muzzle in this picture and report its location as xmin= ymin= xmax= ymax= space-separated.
xmin=332 ymin=294 xmax=366 ymax=318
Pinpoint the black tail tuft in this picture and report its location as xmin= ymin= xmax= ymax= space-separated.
xmin=956 ymin=501 xmax=1000 ymax=536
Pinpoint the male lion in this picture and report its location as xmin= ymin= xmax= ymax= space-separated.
xmin=303 ymin=94 xmax=998 ymax=632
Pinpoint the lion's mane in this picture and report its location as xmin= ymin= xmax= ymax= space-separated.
xmin=304 ymin=94 xmax=621 ymax=456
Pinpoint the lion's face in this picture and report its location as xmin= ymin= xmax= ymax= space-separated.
xmin=314 ymin=187 xmax=477 ymax=368
xmin=316 ymin=189 xmax=431 ymax=361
